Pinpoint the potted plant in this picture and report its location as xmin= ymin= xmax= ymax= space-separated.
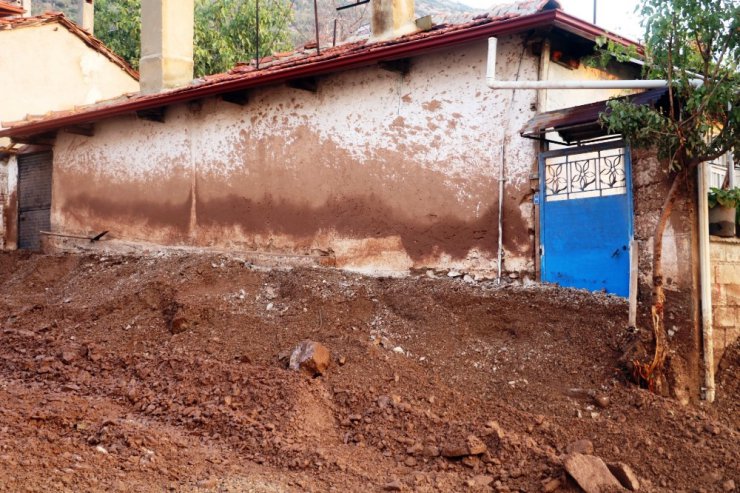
xmin=708 ymin=187 xmax=739 ymax=237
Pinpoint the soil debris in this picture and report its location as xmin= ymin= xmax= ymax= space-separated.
xmin=0 ymin=251 xmax=737 ymax=492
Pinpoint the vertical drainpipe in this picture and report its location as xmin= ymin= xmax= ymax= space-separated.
xmin=534 ymin=40 xmax=550 ymax=281
xmin=697 ymin=161 xmax=715 ymax=402
xmin=491 ymin=37 xmax=527 ymax=283
xmin=488 ymin=38 xmax=504 ymax=283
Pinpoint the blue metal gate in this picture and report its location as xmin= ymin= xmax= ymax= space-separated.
xmin=539 ymin=142 xmax=633 ymax=297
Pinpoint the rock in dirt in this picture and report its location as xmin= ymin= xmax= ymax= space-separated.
xmin=542 ymin=477 xmax=562 ymax=493
xmin=60 ymin=350 xmax=78 ymax=365
xmin=466 ymin=435 xmax=487 ymax=455
xmin=288 ymin=340 xmax=331 ymax=376
xmin=169 ymin=317 xmax=191 ymax=335
xmin=607 ymin=462 xmax=640 ymax=491
xmin=564 ymin=453 xmax=624 ymax=493
xmin=441 ymin=435 xmax=487 ymax=458
xmin=466 ymin=475 xmax=493 ymax=488
xmin=383 ymin=480 xmax=403 ymax=491
xmin=723 ymin=479 xmax=736 ymax=492
xmin=595 ymin=395 xmax=611 ymax=408
xmin=567 ymin=439 xmax=594 ymax=455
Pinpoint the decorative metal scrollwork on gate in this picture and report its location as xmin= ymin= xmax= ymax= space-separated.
xmin=544 ymin=147 xmax=627 ymax=201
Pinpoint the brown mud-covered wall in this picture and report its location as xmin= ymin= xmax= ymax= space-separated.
xmin=52 ymin=38 xmax=542 ymax=277
xmin=50 ymin=35 xmax=635 ymax=277
xmin=631 ymin=149 xmax=701 ymax=403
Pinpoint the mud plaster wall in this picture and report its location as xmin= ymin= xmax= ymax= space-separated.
xmin=710 ymin=237 xmax=740 ymax=370
xmin=51 ymin=35 xmax=638 ymax=276
xmin=52 ymin=37 xmax=545 ymax=276
xmin=0 ymin=156 xmax=18 ymax=250
xmin=632 ymin=149 xmax=701 ymax=402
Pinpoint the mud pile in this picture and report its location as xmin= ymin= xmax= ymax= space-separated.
xmin=0 ymin=252 xmax=737 ymax=492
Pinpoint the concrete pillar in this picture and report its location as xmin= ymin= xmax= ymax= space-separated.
xmin=139 ymin=0 xmax=194 ymax=95
xmin=370 ymin=0 xmax=417 ymax=41
xmin=81 ymin=0 xmax=94 ymax=33
xmin=21 ymin=0 xmax=31 ymax=17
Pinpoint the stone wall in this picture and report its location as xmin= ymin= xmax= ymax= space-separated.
xmin=710 ymin=237 xmax=740 ymax=369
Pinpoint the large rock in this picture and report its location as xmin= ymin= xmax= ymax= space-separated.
xmin=607 ymin=462 xmax=640 ymax=491
xmin=288 ymin=340 xmax=331 ymax=376
xmin=564 ymin=453 xmax=625 ymax=493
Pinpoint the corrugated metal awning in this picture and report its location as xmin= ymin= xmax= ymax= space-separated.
xmin=520 ymin=88 xmax=668 ymax=144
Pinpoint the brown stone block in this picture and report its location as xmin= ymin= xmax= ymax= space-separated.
xmin=716 ymin=265 xmax=740 ymax=285
xmin=712 ymin=283 xmax=726 ymax=306
xmin=714 ymin=307 xmax=736 ymax=328
xmin=722 ymin=244 xmax=740 ymax=262
xmin=723 ymin=284 xmax=740 ymax=306
xmin=709 ymin=248 xmax=724 ymax=262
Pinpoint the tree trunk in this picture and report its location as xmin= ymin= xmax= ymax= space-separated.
xmin=640 ymin=170 xmax=686 ymax=392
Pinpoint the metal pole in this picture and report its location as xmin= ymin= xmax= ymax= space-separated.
xmin=255 ymin=0 xmax=260 ymax=69
xmin=593 ymin=0 xmax=597 ymax=25
xmin=313 ymin=0 xmax=321 ymax=55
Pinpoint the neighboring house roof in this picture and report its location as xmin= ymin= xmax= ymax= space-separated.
xmin=0 ymin=3 xmax=641 ymax=140
xmin=520 ymin=88 xmax=669 ymax=144
xmin=0 ymin=12 xmax=139 ymax=80
xmin=0 ymin=1 xmax=24 ymax=17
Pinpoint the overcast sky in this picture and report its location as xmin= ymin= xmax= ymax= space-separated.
xmin=458 ymin=0 xmax=644 ymax=41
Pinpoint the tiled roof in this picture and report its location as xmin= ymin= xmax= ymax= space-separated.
xmin=0 ymin=1 xmax=24 ymax=17
xmin=0 ymin=12 xmax=139 ymax=80
xmin=0 ymin=0 xmax=641 ymax=138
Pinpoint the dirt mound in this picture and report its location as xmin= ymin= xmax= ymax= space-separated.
xmin=0 ymin=252 xmax=737 ymax=492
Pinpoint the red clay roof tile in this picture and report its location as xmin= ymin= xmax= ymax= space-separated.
xmin=0 ymin=1 xmax=24 ymax=17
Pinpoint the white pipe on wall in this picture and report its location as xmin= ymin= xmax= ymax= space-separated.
xmin=728 ymin=104 xmax=736 ymax=189
xmin=697 ymin=161 xmax=715 ymax=403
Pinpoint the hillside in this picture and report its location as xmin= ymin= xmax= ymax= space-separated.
xmin=31 ymin=0 xmax=81 ymax=21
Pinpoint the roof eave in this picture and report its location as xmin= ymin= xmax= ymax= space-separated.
xmin=0 ymin=9 xmax=644 ymax=140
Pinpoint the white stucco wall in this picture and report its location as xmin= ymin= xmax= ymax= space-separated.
xmin=0 ymin=23 xmax=139 ymax=130
xmin=0 ymin=21 xmax=139 ymax=248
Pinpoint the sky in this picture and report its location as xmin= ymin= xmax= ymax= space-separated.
xmin=458 ymin=0 xmax=644 ymax=41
